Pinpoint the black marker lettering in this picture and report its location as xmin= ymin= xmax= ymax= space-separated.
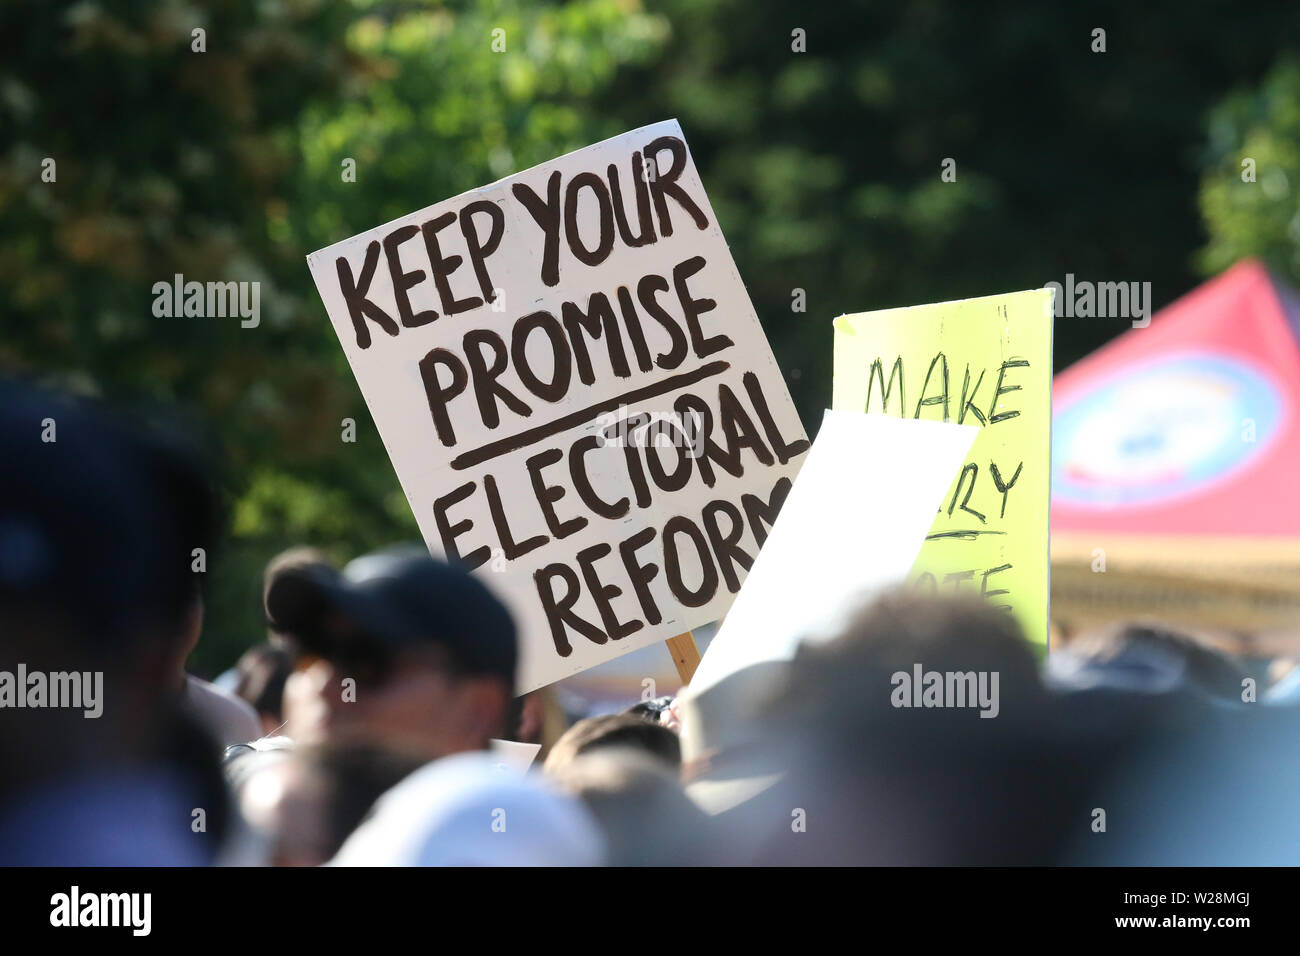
xmin=418 ymin=347 xmax=469 ymax=446
xmin=702 ymin=499 xmax=752 ymax=593
xmin=527 ymin=447 xmax=587 ymax=539
xmin=577 ymin=543 xmax=640 ymax=641
xmin=644 ymin=135 xmax=709 ymax=236
xmin=384 ymin=224 xmax=438 ymax=329
xmin=421 ymin=211 xmax=480 ymax=316
xmin=512 ymin=171 xmax=563 ymax=286
xmin=464 ymin=329 xmax=531 ymax=428
xmin=484 ymin=472 xmax=547 ymax=559
xmin=535 ymin=563 xmax=605 ymax=656
xmin=662 ymin=515 xmax=718 ymax=607
xmin=988 ymin=359 xmax=1029 ymax=424
xmin=459 ymin=200 xmax=505 ymax=305
xmin=620 ymin=526 xmax=662 ymax=626
xmin=609 ymin=154 xmax=655 ymax=247
xmin=674 ymin=256 xmax=732 ymax=358
xmin=563 ymin=171 xmax=616 ymax=268
xmin=336 ymin=240 xmax=398 ymax=349
xmin=989 ymin=460 xmax=1023 ymax=519
xmin=432 ymin=482 xmax=490 ymax=569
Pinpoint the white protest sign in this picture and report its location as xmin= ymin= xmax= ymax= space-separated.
xmin=307 ymin=121 xmax=809 ymax=693
xmin=689 ymin=410 xmax=979 ymax=694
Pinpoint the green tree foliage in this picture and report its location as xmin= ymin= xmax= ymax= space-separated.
xmin=0 ymin=0 xmax=667 ymax=672
xmin=3 ymin=0 xmax=1298 ymax=672
xmin=595 ymin=0 xmax=1300 ymax=427
xmin=1199 ymin=57 xmax=1300 ymax=281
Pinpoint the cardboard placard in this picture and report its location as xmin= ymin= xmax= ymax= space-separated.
xmin=308 ymin=121 xmax=809 ymax=691
xmin=832 ymin=289 xmax=1054 ymax=646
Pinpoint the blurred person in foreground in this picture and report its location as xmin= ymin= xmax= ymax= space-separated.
xmin=1051 ymin=625 xmax=1300 ymax=864
xmin=263 ymin=545 xmax=614 ymax=865
xmin=173 ymin=584 xmax=261 ymax=747
xmin=330 ymin=749 xmax=605 ymax=866
xmin=1046 ymin=621 xmax=1251 ymax=717
xmin=685 ymin=591 xmax=1101 ymax=865
xmin=548 ymin=747 xmax=707 ymax=865
xmin=1066 ymin=699 xmax=1300 ymax=864
xmin=0 ymin=379 xmax=231 ymax=864
xmin=229 ymin=740 xmax=424 ymax=866
xmin=266 ymin=544 xmax=517 ymax=763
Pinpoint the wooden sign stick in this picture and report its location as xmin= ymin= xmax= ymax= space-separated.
xmin=664 ymin=631 xmax=702 ymax=685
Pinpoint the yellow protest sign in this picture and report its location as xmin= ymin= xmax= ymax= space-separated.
xmin=832 ymin=289 xmax=1054 ymax=647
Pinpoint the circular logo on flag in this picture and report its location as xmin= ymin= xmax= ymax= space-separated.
xmin=1053 ymin=352 xmax=1286 ymax=508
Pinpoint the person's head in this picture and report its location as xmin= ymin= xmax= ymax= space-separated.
xmin=775 ymin=589 xmax=1045 ymax=723
xmin=233 ymin=644 xmax=294 ymax=736
xmin=143 ymin=427 xmax=223 ymax=687
xmin=261 ymin=546 xmax=332 ymax=645
xmin=543 ymin=713 xmax=681 ymax=774
xmin=1049 ymin=621 xmax=1248 ymax=704
xmin=549 ymin=747 xmax=708 ymax=865
xmin=0 ymin=379 xmax=223 ymax=795
xmin=754 ymin=589 xmax=1075 ymax=865
xmin=268 ymin=545 xmax=517 ymax=761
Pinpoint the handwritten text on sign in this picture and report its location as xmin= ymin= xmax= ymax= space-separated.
xmin=832 ymin=289 xmax=1053 ymax=646
xmin=308 ymin=121 xmax=809 ymax=691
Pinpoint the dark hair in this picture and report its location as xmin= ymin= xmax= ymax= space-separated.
xmin=129 ymin=405 xmax=226 ymax=613
xmin=0 ymin=378 xmax=224 ymax=648
xmin=1063 ymin=622 xmax=1248 ymax=702
xmin=545 ymin=713 xmax=681 ymax=772
xmin=759 ymin=590 xmax=1076 ymax=865
xmin=775 ymin=589 xmax=1044 ymax=727
xmin=550 ymin=748 xmax=708 ymax=865
xmin=233 ymin=644 xmax=293 ymax=722
xmin=624 ymin=695 xmax=675 ymax=722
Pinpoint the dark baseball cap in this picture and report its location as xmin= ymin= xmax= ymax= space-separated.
xmin=0 ymin=377 xmax=220 ymax=647
xmin=264 ymin=544 xmax=517 ymax=689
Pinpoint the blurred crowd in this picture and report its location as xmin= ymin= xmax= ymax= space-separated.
xmin=4 ymin=378 xmax=1300 ymax=867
